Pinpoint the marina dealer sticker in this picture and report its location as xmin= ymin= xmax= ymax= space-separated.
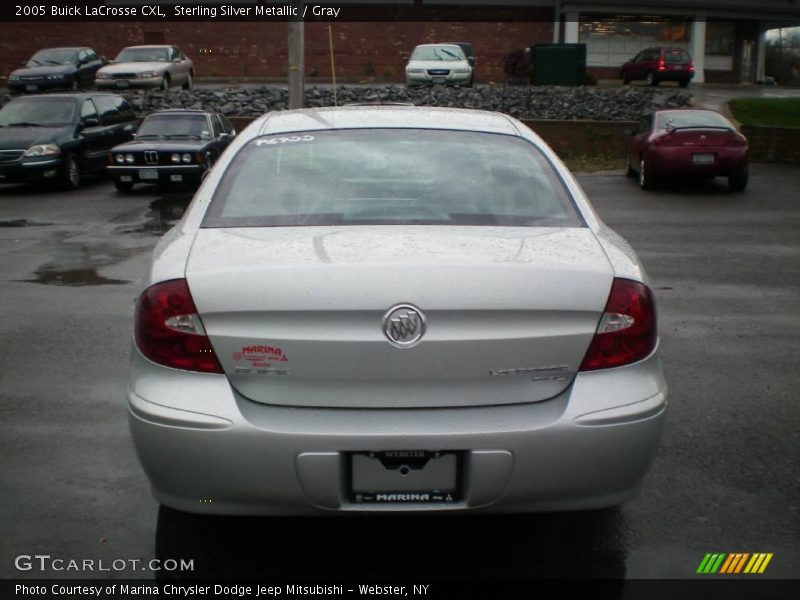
xmin=233 ymin=345 xmax=289 ymax=368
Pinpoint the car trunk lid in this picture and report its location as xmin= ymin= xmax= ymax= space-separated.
xmin=185 ymin=226 xmax=614 ymax=408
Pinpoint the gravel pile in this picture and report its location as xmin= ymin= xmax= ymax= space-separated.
xmin=0 ymin=85 xmax=692 ymax=121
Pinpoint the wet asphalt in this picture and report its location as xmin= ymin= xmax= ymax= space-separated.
xmin=0 ymin=165 xmax=798 ymax=582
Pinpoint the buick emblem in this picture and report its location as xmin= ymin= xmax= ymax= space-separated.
xmin=382 ymin=304 xmax=426 ymax=348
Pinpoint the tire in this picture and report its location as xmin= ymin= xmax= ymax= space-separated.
xmin=728 ymin=170 xmax=749 ymax=192
xmin=679 ymin=78 xmax=691 ymax=88
xmin=182 ymin=72 xmax=193 ymax=90
xmin=70 ymin=78 xmax=79 ymax=92
xmin=160 ymin=75 xmax=170 ymax=92
xmin=114 ymin=178 xmax=134 ymax=193
xmin=621 ymin=71 xmax=630 ymax=85
xmin=639 ymin=158 xmax=655 ymax=190
xmin=646 ymin=71 xmax=658 ymax=87
xmin=58 ymin=154 xmax=81 ymax=190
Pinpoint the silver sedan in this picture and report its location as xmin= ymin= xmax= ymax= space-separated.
xmin=95 ymin=45 xmax=194 ymax=91
xmin=128 ymin=106 xmax=667 ymax=515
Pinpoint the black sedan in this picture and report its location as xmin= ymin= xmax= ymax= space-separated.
xmin=0 ymin=93 xmax=138 ymax=190
xmin=8 ymin=47 xmax=107 ymax=94
xmin=107 ymin=109 xmax=235 ymax=192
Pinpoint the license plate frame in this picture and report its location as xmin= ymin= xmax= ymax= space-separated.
xmin=348 ymin=450 xmax=462 ymax=504
xmin=432 ymin=77 xmax=447 ymax=84
xmin=138 ymin=169 xmax=159 ymax=180
xmin=115 ymin=80 xmax=130 ymax=89
xmin=692 ymin=153 xmax=715 ymax=165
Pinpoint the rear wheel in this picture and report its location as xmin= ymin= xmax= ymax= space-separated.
xmin=639 ymin=158 xmax=655 ymax=190
xmin=114 ymin=178 xmax=134 ymax=193
xmin=728 ymin=170 xmax=749 ymax=192
xmin=646 ymin=71 xmax=658 ymax=87
xmin=679 ymin=78 xmax=691 ymax=88
xmin=58 ymin=154 xmax=81 ymax=190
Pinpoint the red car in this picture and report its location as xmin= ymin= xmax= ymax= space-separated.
xmin=621 ymin=47 xmax=694 ymax=87
xmin=625 ymin=109 xmax=749 ymax=191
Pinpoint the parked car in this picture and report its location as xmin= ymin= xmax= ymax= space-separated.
xmin=626 ymin=109 xmax=749 ymax=191
xmin=7 ymin=47 xmax=107 ymax=94
xmin=442 ymin=42 xmax=476 ymax=85
xmin=95 ymin=45 xmax=194 ymax=91
xmin=107 ymin=109 xmax=235 ymax=191
xmin=405 ymin=44 xmax=473 ymax=87
xmin=620 ymin=47 xmax=694 ymax=87
xmin=128 ymin=105 xmax=666 ymax=515
xmin=0 ymin=93 xmax=137 ymax=189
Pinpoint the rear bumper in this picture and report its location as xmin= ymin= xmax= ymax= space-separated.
xmin=655 ymin=70 xmax=694 ymax=81
xmin=647 ymin=147 xmax=747 ymax=176
xmin=128 ymin=347 xmax=667 ymax=515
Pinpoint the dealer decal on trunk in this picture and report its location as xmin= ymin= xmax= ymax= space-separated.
xmin=232 ymin=345 xmax=291 ymax=375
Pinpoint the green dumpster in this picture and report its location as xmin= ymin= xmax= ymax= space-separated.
xmin=532 ymin=43 xmax=588 ymax=86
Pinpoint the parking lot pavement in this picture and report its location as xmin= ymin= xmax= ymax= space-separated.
xmin=1 ymin=165 xmax=798 ymax=580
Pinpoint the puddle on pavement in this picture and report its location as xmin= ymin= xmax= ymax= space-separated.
xmin=0 ymin=219 xmax=53 ymax=228
xmin=120 ymin=196 xmax=191 ymax=236
xmin=17 ymin=237 xmax=148 ymax=287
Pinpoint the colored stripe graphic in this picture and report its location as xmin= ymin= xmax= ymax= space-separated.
xmin=700 ymin=553 xmax=773 ymax=574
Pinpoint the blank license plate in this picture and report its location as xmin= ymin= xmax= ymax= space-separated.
xmin=349 ymin=451 xmax=461 ymax=504
xmin=138 ymin=169 xmax=158 ymax=180
xmin=693 ymin=153 xmax=715 ymax=165
xmin=26 ymin=85 xmax=38 ymax=92
xmin=115 ymin=81 xmax=130 ymax=89
xmin=432 ymin=77 xmax=446 ymax=84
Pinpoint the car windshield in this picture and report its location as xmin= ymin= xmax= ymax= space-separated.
xmin=410 ymin=46 xmax=465 ymax=62
xmin=27 ymin=49 xmax=78 ymax=67
xmin=115 ymin=48 xmax=169 ymax=62
xmin=137 ymin=114 xmax=210 ymax=138
xmin=658 ymin=111 xmax=732 ymax=130
xmin=203 ymin=129 xmax=582 ymax=228
xmin=0 ymin=97 xmax=77 ymax=127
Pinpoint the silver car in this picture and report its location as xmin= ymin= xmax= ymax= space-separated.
xmin=128 ymin=106 xmax=667 ymax=515
xmin=405 ymin=44 xmax=473 ymax=86
xmin=96 ymin=45 xmax=193 ymax=91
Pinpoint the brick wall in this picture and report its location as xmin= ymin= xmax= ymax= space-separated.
xmin=0 ymin=16 xmax=553 ymax=84
xmin=741 ymin=125 xmax=800 ymax=165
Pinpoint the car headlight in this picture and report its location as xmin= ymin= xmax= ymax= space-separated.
xmin=406 ymin=69 xmax=424 ymax=74
xmin=96 ymin=72 xmax=111 ymax=79
xmin=24 ymin=144 xmax=61 ymax=157
xmin=181 ymin=153 xmax=192 ymax=164
xmin=171 ymin=153 xmax=181 ymax=164
xmin=46 ymin=74 xmax=65 ymax=80
xmin=454 ymin=68 xmax=471 ymax=74
xmin=9 ymin=75 xmax=20 ymax=81
xmin=115 ymin=154 xmax=125 ymax=164
xmin=137 ymin=71 xmax=159 ymax=78
xmin=125 ymin=154 xmax=135 ymax=164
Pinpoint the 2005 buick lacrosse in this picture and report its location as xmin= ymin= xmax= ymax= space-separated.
xmin=127 ymin=105 xmax=666 ymax=514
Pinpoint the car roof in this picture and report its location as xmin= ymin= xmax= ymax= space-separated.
xmin=150 ymin=108 xmax=211 ymax=114
xmin=254 ymin=106 xmax=521 ymax=137
xmin=33 ymin=47 xmax=85 ymax=52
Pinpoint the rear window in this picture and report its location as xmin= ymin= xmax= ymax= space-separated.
xmin=202 ymin=129 xmax=582 ymax=229
xmin=664 ymin=49 xmax=691 ymax=64
xmin=657 ymin=111 xmax=732 ymax=130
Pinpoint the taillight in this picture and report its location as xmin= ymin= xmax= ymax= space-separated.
xmin=689 ymin=60 xmax=695 ymax=73
xmin=580 ymin=278 xmax=657 ymax=371
xmin=658 ymin=58 xmax=666 ymax=71
xmin=134 ymin=278 xmax=223 ymax=374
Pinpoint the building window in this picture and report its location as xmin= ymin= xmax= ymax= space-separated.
xmin=579 ymin=16 xmax=691 ymax=68
xmin=705 ymin=22 xmax=735 ymax=71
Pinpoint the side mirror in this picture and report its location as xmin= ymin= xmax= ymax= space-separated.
xmin=468 ymin=58 xmax=476 ymax=67
xmin=218 ymin=132 xmax=229 ymax=141
xmin=81 ymin=118 xmax=100 ymax=128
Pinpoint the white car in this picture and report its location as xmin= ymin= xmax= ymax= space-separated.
xmin=405 ymin=44 xmax=473 ymax=87
xmin=95 ymin=45 xmax=193 ymax=91
xmin=128 ymin=106 xmax=667 ymax=515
